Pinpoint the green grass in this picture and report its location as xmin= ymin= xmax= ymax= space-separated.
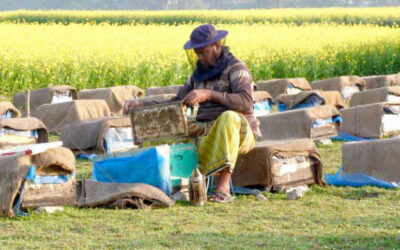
xmin=1 ymin=140 xmax=399 ymax=248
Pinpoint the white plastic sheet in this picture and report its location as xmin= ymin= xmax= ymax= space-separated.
xmin=382 ymin=114 xmax=400 ymax=134
xmin=286 ymin=85 xmax=303 ymax=95
xmin=387 ymin=94 xmax=400 ymax=103
xmin=254 ymin=101 xmax=271 ymax=117
xmin=51 ymin=91 xmax=73 ymax=104
xmin=104 ymin=127 xmax=134 ymax=154
xmin=342 ymin=85 xmax=360 ymax=100
xmin=0 ymin=141 xmax=63 ymax=157
xmin=0 ymin=128 xmax=38 ymax=138
xmin=271 ymin=154 xmax=312 ymax=176
xmin=0 ymin=110 xmax=13 ymax=119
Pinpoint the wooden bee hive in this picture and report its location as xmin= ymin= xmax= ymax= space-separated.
xmin=22 ymin=179 xmax=77 ymax=208
xmin=130 ymin=101 xmax=188 ymax=143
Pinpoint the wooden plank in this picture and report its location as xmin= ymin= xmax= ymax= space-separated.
xmin=21 ymin=180 xmax=76 ymax=208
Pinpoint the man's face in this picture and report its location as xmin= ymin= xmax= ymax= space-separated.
xmin=194 ymin=44 xmax=218 ymax=68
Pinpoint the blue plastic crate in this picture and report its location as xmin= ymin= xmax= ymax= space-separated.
xmin=91 ymin=145 xmax=172 ymax=196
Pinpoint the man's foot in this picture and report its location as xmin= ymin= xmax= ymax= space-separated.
xmin=209 ymin=190 xmax=235 ymax=203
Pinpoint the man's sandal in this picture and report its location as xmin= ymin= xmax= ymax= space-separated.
xmin=209 ymin=191 xmax=235 ymax=203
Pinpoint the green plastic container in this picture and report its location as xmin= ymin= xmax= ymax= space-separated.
xmin=169 ymin=143 xmax=198 ymax=188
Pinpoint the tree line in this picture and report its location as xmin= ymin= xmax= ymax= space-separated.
xmin=0 ymin=0 xmax=399 ymax=10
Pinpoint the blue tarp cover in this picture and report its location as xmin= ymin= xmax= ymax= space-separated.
xmin=277 ymin=94 xmax=324 ymax=112
xmin=91 ymin=146 xmax=171 ymax=196
xmin=25 ymin=166 xmax=74 ymax=184
xmin=254 ymin=101 xmax=272 ymax=116
xmin=331 ymin=132 xmax=372 ymax=142
xmin=325 ymin=166 xmax=399 ymax=188
xmin=278 ymin=102 xmax=317 ymax=112
xmin=311 ymin=115 xmax=342 ymax=128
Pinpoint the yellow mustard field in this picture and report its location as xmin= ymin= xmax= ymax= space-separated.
xmin=1 ymin=8 xmax=400 ymax=25
xmin=0 ymin=22 xmax=399 ymax=95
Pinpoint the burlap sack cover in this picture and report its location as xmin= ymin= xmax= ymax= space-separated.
xmin=340 ymin=102 xmax=400 ymax=138
xmin=33 ymin=100 xmax=111 ymax=134
xmin=0 ymin=147 xmax=75 ymax=217
xmin=342 ymin=138 xmax=400 ymax=183
xmin=76 ymin=179 xmax=174 ymax=209
xmin=253 ymin=91 xmax=274 ymax=103
xmin=145 ymin=85 xmax=183 ymax=97
xmin=136 ymin=91 xmax=272 ymax=107
xmin=0 ymin=117 xmax=49 ymax=149
xmin=363 ymin=74 xmax=400 ymax=90
xmin=275 ymin=90 xmax=345 ymax=110
xmin=256 ymin=78 xmax=311 ymax=98
xmin=61 ymin=116 xmax=131 ymax=155
xmin=311 ymin=76 xmax=366 ymax=93
xmin=0 ymin=155 xmax=31 ymax=217
xmin=275 ymin=91 xmax=322 ymax=110
xmin=141 ymin=94 xmax=176 ymax=106
xmin=13 ymin=86 xmax=78 ymax=116
xmin=79 ymin=86 xmax=143 ymax=115
xmin=32 ymin=147 xmax=75 ymax=175
xmin=0 ymin=102 xmax=21 ymax=118
xmin=321 ymin=91 xmax=346 ymax=109
xmin=22 ymin=147 xmax=76 ymax=208
xmin=258 ymin=104 xmax=340 ymax=140
xmin=350 ymin=87 xmax=400 ymax=107
xmin=232 ymin=138 xmax=323 ymax=188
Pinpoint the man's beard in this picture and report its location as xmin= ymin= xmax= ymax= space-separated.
xmin=200 ymin=47 xmax=219 ymax=68
xmin=200 ymin=58 xmax=216 ymax=68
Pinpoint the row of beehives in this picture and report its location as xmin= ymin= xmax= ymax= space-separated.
xmin=241 ymin=74 xmax=400 ymax=189
xmin=143 ymin=73 xmax=400 ymax=140
xmin=3 ymin=126 xmax=398 ymax=218
xmin=141 ymin=73 xmax=400 ymax=191
xmin=0 ymin=72 xmax=400 ymax=217
xmin=255 ymin=74 xmax=400 ymax=140
xmin=0 ymin=84 xmax=283 ymax=218
xmin=0 ymin=143 xmax=175 ymax=217
xmin=0 ymin=85 xmax=177 ymax=218
xmin=136 ymin=73 xmax=400 ymax=192
xmin=1 ymin=72 xmax=400 ymax=153
xmin=0 ymin=86 xmax=142 ymax=153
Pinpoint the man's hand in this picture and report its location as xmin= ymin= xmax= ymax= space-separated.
xmin=123 ymin=99 xmax=143 ymax=115
xmin=182 ymin=89 xmax=212 ymax=106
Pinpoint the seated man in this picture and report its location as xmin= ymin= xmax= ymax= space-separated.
xmin=124 ymin=24 xmax=257 ymax=203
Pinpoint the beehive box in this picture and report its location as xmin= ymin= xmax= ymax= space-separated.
xmin=130 ymin=101 xmax=188 ymax=143
xmin=21 ymin=179 xmax=76 ymax=208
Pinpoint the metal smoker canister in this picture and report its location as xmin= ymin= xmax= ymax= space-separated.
xmin=189 ymin=167 xmax=207 ymax=206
